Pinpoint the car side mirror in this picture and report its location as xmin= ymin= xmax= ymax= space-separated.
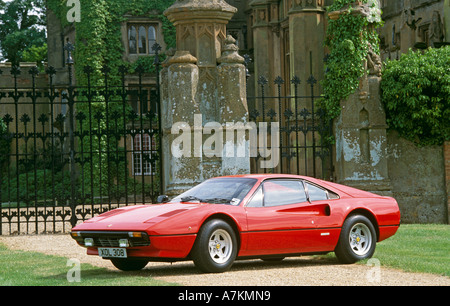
xmin=157 ymin=195 xmax=169 ymax=203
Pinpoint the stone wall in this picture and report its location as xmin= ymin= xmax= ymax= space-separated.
xmin=387 ymin=131 xmax=447 ymax=223
xmin=445 ymin=141 xmax=450 ymax=223
xmin=330 ymin=1 xmax=449 ymax=224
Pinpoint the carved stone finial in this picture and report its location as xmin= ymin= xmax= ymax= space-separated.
xmin=164 ymin=0 xmax=237 ymax=24
xmin=218 ymin=35 xmax=245 ymax=64
xmin=165 ymin=0 xmax=237 ymax=67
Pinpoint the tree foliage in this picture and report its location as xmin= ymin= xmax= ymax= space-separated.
xmin=381 ymin=47 xmax=450 ymax=146
xmin=0 ymin=0 xmax=47 ymax=64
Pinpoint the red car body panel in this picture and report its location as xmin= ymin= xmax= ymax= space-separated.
xmin=72 ymin=174 xmax=401 ymax=261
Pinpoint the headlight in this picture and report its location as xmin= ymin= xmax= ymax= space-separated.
xmin=119 ymin=239 xmax=129 ymax=247
xmin=84 ymin=238 xmax=94 ymax=247
xmin=71 ymin=231 xmax=81 ymax=238
xmin=128 ymin=232 xmax=143 ymax=238
xmin=70 ymin=231 xmax=83 ymax=244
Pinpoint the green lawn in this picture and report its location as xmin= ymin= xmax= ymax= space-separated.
xmin=370 ymin=224 xmax=450 ymax=277
xmin=0 ymin=224 xmax=448 ymax=285
xmin=0 ymin=244 xmax=178 ymax=286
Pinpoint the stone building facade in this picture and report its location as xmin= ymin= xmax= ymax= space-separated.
xmin=379 ymin=0 xmax=449 ymax=60
xmin=225 ymin=0 xmax=449 ymax=89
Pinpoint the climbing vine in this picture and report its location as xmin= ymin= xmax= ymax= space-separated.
xmin=46 ymin=0 xmax=175 ymax=193
xmin=47 ymin=0 xmax=175 ymax=86
xmin=321 ymin=0 xmax=383 ymax=121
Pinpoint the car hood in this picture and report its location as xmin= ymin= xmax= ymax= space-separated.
xmin=72 ymin=203 xmax=200 ymax=232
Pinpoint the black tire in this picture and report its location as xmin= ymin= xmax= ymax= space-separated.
xmin=110 ymin=258 xmax=148 ymax=271
xmin=261 ymin=257 xmax=285 ymax=262
xmin=191 ymin=219 xmax=238 ymax=273
xmin=335 ymin=215 xmax=377 ymax=264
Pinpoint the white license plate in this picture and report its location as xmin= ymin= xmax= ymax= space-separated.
xmin=98 ymin=248 xmax=127 ymax=258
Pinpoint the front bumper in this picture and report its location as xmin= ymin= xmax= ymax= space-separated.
xmin=71 ymin=230 xmax=197 ymax=259
xmin=70 ymin=231 xmax=150 ymax=247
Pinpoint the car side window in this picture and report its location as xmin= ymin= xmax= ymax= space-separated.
xmin=305 ymin=182 xmax=328 ymax=201
xmin=263 ymin=180 xmax=307 ymax=207
xmin=246 ymin=187 xmax=263 ymax=207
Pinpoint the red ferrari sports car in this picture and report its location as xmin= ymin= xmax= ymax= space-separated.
xmin=71 ymin=174 xmax=400 ymax=273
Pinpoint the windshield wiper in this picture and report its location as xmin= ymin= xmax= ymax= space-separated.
xmin=180 ymin=196 xmax=233 ymax=204
xmin=180 ymin=195 xmax=203 ymax=202
xmin=202 ymin=198 xmax=232 ymax=204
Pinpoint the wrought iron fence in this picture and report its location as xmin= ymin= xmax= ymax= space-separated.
xmin=247 ymin=71 xmax=334 ymax=181
xmin=0 ymin=44 xmax=163 ymax=235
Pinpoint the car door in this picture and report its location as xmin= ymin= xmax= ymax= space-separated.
xmin=303 ymin=181 xmax=341 ymax=252
xmin=243 ymin=179 xmax=317 ymax=256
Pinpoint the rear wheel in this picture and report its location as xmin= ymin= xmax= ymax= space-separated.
xmin=335 ymin=215 xmax=377 ymax=264
xmin=110 ymin=258 xmax=148 ymax=271
xmin=191 ymin=219 xmax=238 ymax=273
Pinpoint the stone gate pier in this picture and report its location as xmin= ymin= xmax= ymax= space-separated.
xmin=160 ymin=0 xmax=250 ymax=196
xmin=330 ymin=1 xmax=392 ymax=196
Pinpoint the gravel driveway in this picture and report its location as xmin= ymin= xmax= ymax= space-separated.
xmin=1 ymin=234 xmax=448 ymax=286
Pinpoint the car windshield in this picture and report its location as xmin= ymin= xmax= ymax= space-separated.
xmin=172 ymin=178 xmax=257 ymax=205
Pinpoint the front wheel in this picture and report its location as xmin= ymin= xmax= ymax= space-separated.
xmin=191 ymin=219 xmax=238 ymax=273
xmin=335 ymin=215 xmax=377 ymax=264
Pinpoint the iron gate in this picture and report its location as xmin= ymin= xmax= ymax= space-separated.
xmin=0 ymin=44 xmax=163 ymax=235
xmin=247 ymin=70 xmax=334 ymax=181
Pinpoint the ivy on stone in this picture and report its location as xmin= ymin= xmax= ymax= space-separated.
xmin=47 ymin=0 xmax=175 ymax=86
xmin=46 ymin=0 xmax=175 ymax=192
xmin=321 ymin=0 xmax=382 ymax=121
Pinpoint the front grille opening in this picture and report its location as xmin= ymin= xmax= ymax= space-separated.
xmin=72 ymin=231 xmax=150 ymax=247
xmin=96 ymin=237 xmax=150 ymax=247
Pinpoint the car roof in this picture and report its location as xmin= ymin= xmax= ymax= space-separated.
xmin=210 ymin=174 xmax=382 ymax=199
xmin=212 ymin=173 xmax=311 ymax=180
